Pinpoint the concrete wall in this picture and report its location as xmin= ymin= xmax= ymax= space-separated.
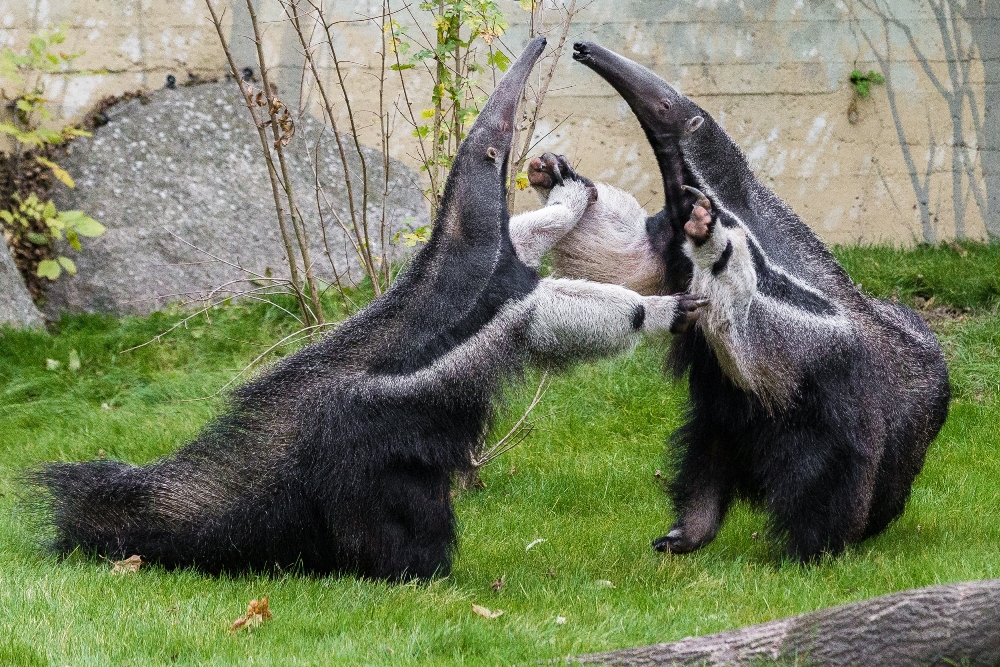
xmin=4 ymin=0 xmax=998 ymax=245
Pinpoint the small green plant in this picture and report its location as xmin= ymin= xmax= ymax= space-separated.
xmin=0 ymin=193 xmax=104 ymax=279
xmin=394 ymin=224 xmax=433 ymax=247
xmin=850 ymin=69 xmax=885 ymax=98
xmin=388 ymin=0 xmax=510 ymax=217
xmin=0 ymin=27 xmax=104 ymax=292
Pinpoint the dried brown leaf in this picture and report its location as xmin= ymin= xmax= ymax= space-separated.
xmin=274 ymin=110 xmax=295 ymax=148
xmin=471 ymin=603 xmax=504 ymax=619
xmin=491 ymin=576 xmax=505 ymax=592
xmin=230 ymin=596 xmax=273 ymax=632
xmin=110 ymin=554 xmax=144 ymax=574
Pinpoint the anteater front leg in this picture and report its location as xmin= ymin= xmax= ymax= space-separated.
xmin=509 ymin=154 xmax=597 ymax=268
xmin=525 ymin=278 xmax=704 ymax=364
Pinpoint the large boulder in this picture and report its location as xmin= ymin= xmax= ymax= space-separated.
xmin=47 ymin=81 xmax=429 ymax=316
xmin=1 ymin=240 xmax=43 ymax=329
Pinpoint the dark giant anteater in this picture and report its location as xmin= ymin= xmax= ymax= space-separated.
xmin=26 ymin=38 xmax=702 ymax=580
xmin=514 ymin=42 xmax=950 ymax=562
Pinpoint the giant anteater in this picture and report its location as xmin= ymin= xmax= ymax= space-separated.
xmin=509 ymin=42 xmax=950 ymax=562
xmin=26 ymin=38 xmax=702 ymax=579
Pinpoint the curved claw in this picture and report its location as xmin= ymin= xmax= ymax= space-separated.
xmin=681 ymin=184 xmax=707 ymax=200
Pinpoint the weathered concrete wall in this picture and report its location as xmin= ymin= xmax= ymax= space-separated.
xmin=3 ymin=0 xmax=998 ymax=245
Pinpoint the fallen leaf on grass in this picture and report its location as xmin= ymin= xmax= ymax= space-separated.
xmin=109 ymin=555 xmax=144 ymax=574
xmin=230 ymin=597 xmax=273 ymax=632
xmin=491 ymin=576 xmax=505 ymax=592
xmin=472 ymin=603 xmax=504 ymax=619
xmin=556 ymin=615 xmax=567 ymax=625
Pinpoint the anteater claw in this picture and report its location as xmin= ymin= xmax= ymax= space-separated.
xmin=681 ymin=184 xmax=705 ymax=199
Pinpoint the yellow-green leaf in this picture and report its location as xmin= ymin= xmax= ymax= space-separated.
xmin=37 ymin=259 xmax=61 ymax=279
xmin=36 ymin=127 xmax=62 ymax=144
xmin=0 ymin=122 xmax=25 ymax=139
xmin=515 ymin=171 xmax=529 ymax=190
xmin=57 ymin=256 xmax=77 ymax=275
xmin=71 ymin=215 xmax=105 ymax=237
xmin=66 ymin=229 xmax=82 ymax=251
xmin=421 ymin=108 xmax=436 ymax=119
xmin=36 ymin=156 xmax=74 ymax=188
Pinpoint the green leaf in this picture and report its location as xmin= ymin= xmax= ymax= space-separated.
xmin=66 ymin=229 xmax=81 ymax=251
xmin=42 ymin=200 xmax=56 ymax=219
xmin=36 ymin=259 xmax=61 ymax=279
xmin=57 ymin=256 xmax=77 ymax=275
xmin=45 ymin=216 xmax=64 ymax=234
xmin=36 ymin=127 xmax=63 ymax=144
xmin=0 ymin=122 xmax=24 ymax=138
xmin=70 ymin=215 xmax=105 ymax=237
xmin=487 ymin=49 xmax=510 ymax=72
xmin=0 ymin=210 xmax=12 ymax=224
xmin=26 ymin=232 xmax=50 ymax=245
xmin=389 ymin=63 xmax=415 ymax=71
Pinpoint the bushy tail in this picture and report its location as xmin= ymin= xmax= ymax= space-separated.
xmin=25 ymin=460 xmax=176 ymax=561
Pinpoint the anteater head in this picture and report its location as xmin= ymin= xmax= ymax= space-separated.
xmin=434 ymin=36 xmax=547 ymax=243
xmin=572 ymin=40 xmax=711 ymax=292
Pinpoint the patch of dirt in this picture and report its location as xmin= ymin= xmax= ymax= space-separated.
xmin=916 ymin=301 xmax=972 ymax=331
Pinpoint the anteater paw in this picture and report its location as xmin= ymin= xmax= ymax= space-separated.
xmin=682 ymin=185 xmax=716 ymax=245
xmin=641 ymin=293 xmax=707 ymax=333
xmin=528 ymin=153 xmax=597 ymax=204
xmin=652 ymin=525 xmax=702 ymax=554
xmin=670 ymin=293 xmax=708 ymax=334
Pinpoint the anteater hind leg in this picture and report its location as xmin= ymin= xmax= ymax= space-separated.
xmin=763 ymin=429 xmax=875 ymax=562
xmin=364 ymin=465 xmax=456 ymax=581
xmin=654 ymin=424 xmax=736 ymax=554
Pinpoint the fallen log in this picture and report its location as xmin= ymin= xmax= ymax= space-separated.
xmin=568 ymin=578 xmax=1000 ymax=666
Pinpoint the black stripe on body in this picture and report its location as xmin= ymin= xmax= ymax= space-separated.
xmin=747 ymin=240 xmax=836 ymax=316
xmin=632 ymin=304 xmax=646 ymax=330
xmin=711 ymin=241 xmax=733 ymax=276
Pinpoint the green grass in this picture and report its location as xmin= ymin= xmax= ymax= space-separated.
xmin=832 ymin=240 xmax=1000 ymax=310
xmin=1 ymin=245 xmax=998 ymax=666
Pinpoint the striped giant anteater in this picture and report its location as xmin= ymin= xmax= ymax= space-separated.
xmin=26 ymin=38 xmax=703 ymax=580
xmin=511 ymin=42 xmax=950 ymax=562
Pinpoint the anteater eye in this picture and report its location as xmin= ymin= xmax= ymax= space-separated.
xmin=661 ymin=99 xmax=671 ymax=110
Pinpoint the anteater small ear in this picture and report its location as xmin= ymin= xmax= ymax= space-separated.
xmin=486 ymin=146 xmax=499 ymax=161
xmin=685 ymin=116 xmax=704 ymax=134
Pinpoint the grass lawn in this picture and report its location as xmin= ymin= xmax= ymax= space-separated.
xmin=1 ymin=243 xmax=998 ymax=666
